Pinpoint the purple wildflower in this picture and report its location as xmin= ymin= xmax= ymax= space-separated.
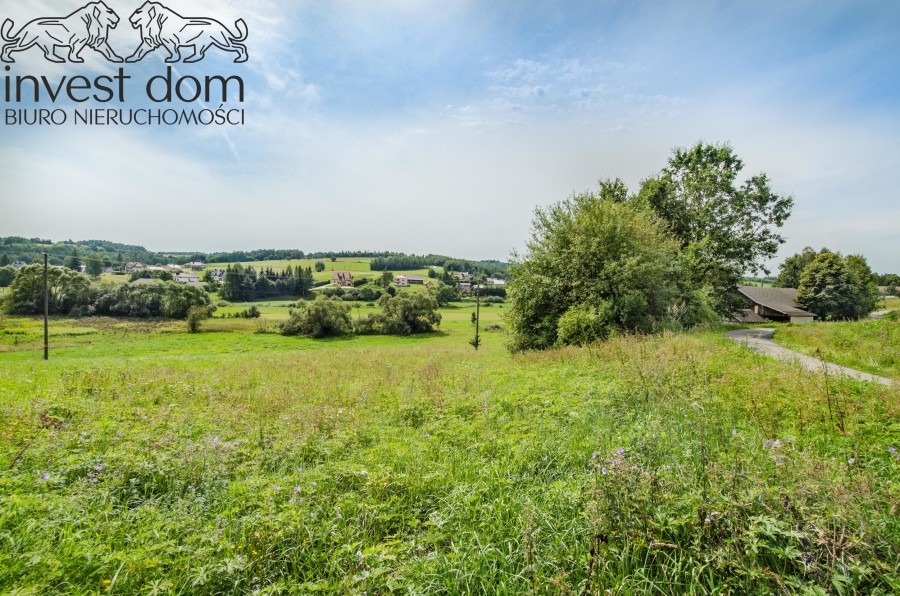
xmin=601 ymin=467 xmax=609 ymax=475
xmin=731 ymin=429 xmax=737 ymax=436
xmin=616 ymin=447 xmax=625 ymax=456
xmin=764 ymin=440 xmax=773 ymax=448
xmin=90 ymin=477 xmax=99 ymax=483
xmin=294 ymin=486 xmax=302 ymax=493
xmin=889 ymin=447 xmax=897 ymax=454
xmin=212 ymin=436 xmax=222 ymax=446
xmin=41 ymin=473 xmax=50 ymax=480
xmin=116 ymin=431 xmax=122 ymax=437
xmin=273 ymin=485 xmax=281 ymax=491
xmin=424 ymin=433 xmax=430 ymax=438
xmin=311 ymin=481 xmax=317 ymax=487
xmin=739 ymin=471 xmax=746 ymax=478
xmin=591 ymin=452 xmax=598 ymax=460
xmin=93 ymin=464 xmax=104 ymax=472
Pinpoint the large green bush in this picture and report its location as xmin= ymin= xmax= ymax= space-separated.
xmin=281 ymin=296 xmax=353 ymax=338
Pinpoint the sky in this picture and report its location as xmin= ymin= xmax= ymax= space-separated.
xmin=1 ymin=0 xmax=898 ymax=273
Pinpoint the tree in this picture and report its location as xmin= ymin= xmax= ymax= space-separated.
xmin=429 ymin=281 xmax=460 ymax=306
xmin=797 ymin=252 xmax=867 ymax=321
xmin=314 ymin=261 xmax=326 ymax=273
xmin=638 ymin=143 xmax=793 ymax=314
xmin=380 ymin=270 xmax=394 ymax=288
xmin=85 ymin=257 xmax=104 ymax=277
xmin=776 ymin=247 xmax=819 ymax=288
xmin=280 ymin=296 xmax=353 ymax=338
xmin=0 ymin=265 xmax=15 ymax=287
xmin=3 ymin=264 xmax=91 ymax=315
xmin=507 ymin=192 xmax=710 ymax=351
xmin=63 ymin=248 xmax=82 ymax=272
xmin=186 ymin=306 xmax=211 ymax=333
xmin=844 ymin=254 xmax=881 ymax=316
xmin=0 ymin=253 xmax=9 ymax=267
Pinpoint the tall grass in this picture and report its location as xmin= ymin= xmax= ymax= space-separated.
xmin=775 ymin=319 xmax=899 ymax=379
xmin=0 ymin=325 xmax=898 ymax=593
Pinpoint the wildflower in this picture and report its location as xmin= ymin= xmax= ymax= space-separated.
xmin=773 ymin=440 xmax=782 ymax=448
xmin=293 ymin=486 xmax=302 ymax=493
xmin=297 ymin=468 xmax=304 ymax=473
xmin=424 ymin=433 xmax=430 ymax=438
xmin=311 ymin=481 xmax=317 ymax=487
xmin=739 ymin=471 xmax=746 ymax=478
xmin=90 ymin=477 xmax=99 ymax=483
xmin=731 ymin=429 xmax=737 ymax=436
xmin=889 ymin=446 xmax=897 ymax=454
xmin=786 ymin=436 xmax=794 ymax=443
xmin=616 ymin=447 xmax=625 ymax=456
xmin=591 ymin=452 xmax=598 ymax=459
xmin=94 ymin=464 xmax=104 ymax=472
xmin=848 ymin=458 xmax=856 ymax=465
xmin=763 ymin=440 xmax=773 ymax=448
xmin=273 ymin=485 xmax=281 ymax=491
xmin=41 ymin=473 xmax=50 ymax=480
xmin=212 ymin=436 xmax=222 ymax=446
xmin=115 ymin=431 xmax=122 ymax=437
xmin=356 ymin=550 xmax=363 ymax=558
xmin=601 ymin=467 xmax=609 ymax=475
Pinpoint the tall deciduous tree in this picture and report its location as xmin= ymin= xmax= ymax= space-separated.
xmin=506 ymin=189 xmax=712 ymax=352
xmin=776 ymin=247 xmax=820 ymax=288
xmin=3 ymin=264 xmax=91 ymax=315
xmin=797 ymin=252 xmax=867 ymax=321
xmin=638 ymin=143 xmax=793 ymax=314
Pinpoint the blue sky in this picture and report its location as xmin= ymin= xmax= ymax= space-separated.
xmin=1 ymin=0 xmax=899 ymax=273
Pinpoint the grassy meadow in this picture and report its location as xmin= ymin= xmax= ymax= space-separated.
xmin=773 ymin=318 xmax=899 ymax=380
xmin=1 ymin=307 xmax=899 ymax=594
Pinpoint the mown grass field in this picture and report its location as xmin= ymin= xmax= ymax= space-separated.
xmin=1 ymin=311 xmax=899 ymax=594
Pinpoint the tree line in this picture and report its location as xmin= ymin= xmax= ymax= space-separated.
xmin=218 ymin=264 xmax=316 ymax=302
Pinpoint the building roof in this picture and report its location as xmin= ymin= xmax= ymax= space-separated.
xmin=731 ymin=309 xmax=767 ymax=324
xmin=737 ymin=286 xmax=816 ymax=318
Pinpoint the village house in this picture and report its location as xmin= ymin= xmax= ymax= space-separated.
xmin=209 ymin=269 xmax=226 ymax=283
xmin=11 ymin=260 xmax=27 ymax=270
xmin=406 ymin=275 xmax=426 ymax=285
xmin=486 ymin=278 xmax=506 ymax=287
xmin=185 ymin=261 xmax=207 ymax=271
xmin=174 ymin=272 xmax=203 ymax=287
xmin=163 ymin=264 xmax=183 ymax=273
xmin=124 ymin=262 xmax=145 ymax=274
xmin=736 ymin=286 xmax=816 ymax=324
xmin=332 ymin=271 xmax=353 ymax=287
xmin=452 ymin=272 xmax=471 ymax=282
xmin=394 ymin=274 xmax=409 ymax=287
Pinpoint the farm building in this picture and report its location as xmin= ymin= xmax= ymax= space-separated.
xmin=185 ymin=262 xmax=207 ymax=271
xmin=332 ymin=271 xmax=353 ymax=287
xmin=11 ymin=260 xmax=27 ymax=269
xmin=174 ymin=273 xmax=203 ymax=287
xmin=406 ymin=275 xmax=426 ymax=285
xmin=124 ymin=262 xmax=145 ymax=273
xmin=394 ymin=275 xmax=409 ymax=287
xmin=737 ymin=287 xmax=816 ymax=323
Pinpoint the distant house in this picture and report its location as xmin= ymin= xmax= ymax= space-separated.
xmin=175 ymin=272 xmax=201 ymax=286
xmin=737 ymin=286 xmax=816 ymax=324
xmin=394 ymin=275 xmax=409 ymax=287
xmin=332 ymin=271 xmax=353 ymax=287
xmin=407 ymin=275 xmax=425 ymax=285
xmin=458 ymin=282 xmax=472 ymax=294
xmin=486 ymin=278 xmax=506 ymax=287
xmin=164 ymin=264 xmax=183 ymax=273
xmin=452 ymin=272 xmax=471 ymax=282
xmin=124 ymin=262 xmax=145 ymax=273
xmin=185 ymin=261 xmax=207 ymax=271
xmin=209 ymin=269 xmax=226 ymax=283
xmin=11 ymin=260 xmax=27 ymax=270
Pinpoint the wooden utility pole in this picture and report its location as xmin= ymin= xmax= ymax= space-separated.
xmin=43 ymin=253 xmax=49 ymax=361
xmin=470 ymin=277 xmax=482 ymax=351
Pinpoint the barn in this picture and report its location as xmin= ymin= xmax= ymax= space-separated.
xmin=737 ymin=287 xmax=817 ymax=324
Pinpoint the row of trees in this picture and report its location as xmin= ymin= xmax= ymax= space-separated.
xmin=2 ymin=264 xmax=211 ymax=318
xmin=507 ymin=142 xmax=794 ymax=351
xmin=218 ymin=264 xmax=315 ymax=302
xmin=280 ymin=293 xmax=442 ymax=338
xmin=777 ymin=248 xmax=884 ymax=320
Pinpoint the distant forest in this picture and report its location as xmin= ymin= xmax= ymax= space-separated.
xmin=0 ymin=237 xmax=509 ymax=276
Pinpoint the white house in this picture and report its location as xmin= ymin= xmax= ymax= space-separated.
xmin=175 ymin=272 xmax=201 ymax=286
xmin=394 ymin=274 xmax=409 ymax=287
xmin=185 ymin=261 xmax=207 ymax=271
xmin=11 ymin=260 xmax=27 ymax=270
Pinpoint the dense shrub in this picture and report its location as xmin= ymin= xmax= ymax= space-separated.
xmin=354 ymin=293 xmax=441 ymax=335
xmin=280 ymin=296 xmax=353 ymax=338
xmin=3 ymin=264 xmax=91 ymax=315
xmin=90 ymin=282 xmax=213 ymax=319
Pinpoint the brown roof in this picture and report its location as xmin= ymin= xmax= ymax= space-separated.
xmin=731 ymin=309 xmax=767 ymax=324
xmin=737 ymin=287 xmax=816 ymax=318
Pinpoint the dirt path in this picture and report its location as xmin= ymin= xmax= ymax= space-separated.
xmin=725 ymin=328 xmax=894 ymax=386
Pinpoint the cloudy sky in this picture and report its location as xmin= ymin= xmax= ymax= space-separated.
xmin=1 ymin=0 xmax=898 ymax=272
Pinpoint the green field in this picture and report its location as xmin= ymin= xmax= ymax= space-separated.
xmin=773 ymin=318 xmax=900 ymax=379
xmin=1 ymin=312 xmax=899 ymax=593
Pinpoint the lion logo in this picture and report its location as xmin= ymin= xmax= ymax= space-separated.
xmin=125 ymin=2 xmax=248 ymax=64
xmin=1 ymin=1 xmax=124 ymax=63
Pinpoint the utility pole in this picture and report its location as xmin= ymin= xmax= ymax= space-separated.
xmin=470 ymin=276 xmax=482 ymax=351
xmin=43 ymin=253 xmax=49 ymax=361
